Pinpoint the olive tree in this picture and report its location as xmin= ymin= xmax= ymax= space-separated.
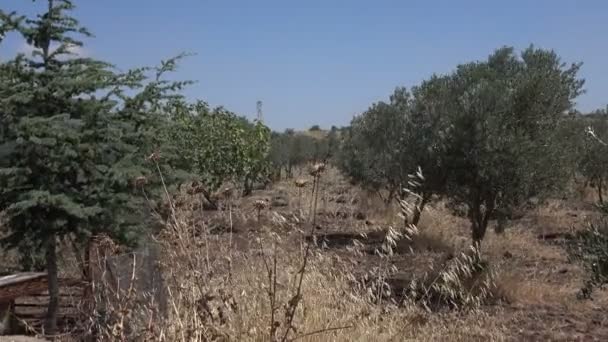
xmin=338 ymin=85 xmax=451 ymax=224
xmin=441 ymin=46 xmax=584 ymax=247
xmin=406 ymin=76 xmax=455 ymax=222
xmin=579 ymin=115 xmax=608 ymax=203
xmin=338 ymin=89 xmax=410 ymax=204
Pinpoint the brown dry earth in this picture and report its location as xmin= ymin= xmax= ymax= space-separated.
xmin=241 ymin=169 xmax=608 ymax=341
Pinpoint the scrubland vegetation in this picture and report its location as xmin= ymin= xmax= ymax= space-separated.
xmin=1 ymin=1 xmax=608 ymax=341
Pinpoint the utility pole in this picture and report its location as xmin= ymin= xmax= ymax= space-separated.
xmin=256 ymin=100 xmax=263 ymax=122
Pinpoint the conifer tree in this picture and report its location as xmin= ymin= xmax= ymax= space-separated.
xmin=0 ymin=0 xmax=188 ymax=333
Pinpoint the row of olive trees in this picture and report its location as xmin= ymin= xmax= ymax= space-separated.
xmin=338 ymin=46 xmax=585 ymax=248
xmin=0 ymin=0 xmax=271 ymax=334
xmin=268 ymin=127 xmax=340 ymax=179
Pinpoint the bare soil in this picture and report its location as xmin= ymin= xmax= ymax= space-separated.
xmin=242 ymin=170 xmax=608 ymax=341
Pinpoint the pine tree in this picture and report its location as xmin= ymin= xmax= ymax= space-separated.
xmin=0 ymin=0 xmax=188 ymax=333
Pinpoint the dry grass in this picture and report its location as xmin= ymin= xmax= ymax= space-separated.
xmin=4 ymin=167 xmax=608 ymax=341
xmin=72 ymin=166 xmax=511 ymax=341
xmin=494 ymin=271 xmax=573 ymax=306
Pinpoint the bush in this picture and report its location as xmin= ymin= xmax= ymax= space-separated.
xmin=579 ymin=115 xmax=608 ymax=203
xmin=567 ymin=206 xmax=608 ymax=298
xmin=166 ymin=100 xmax=271 ymax=197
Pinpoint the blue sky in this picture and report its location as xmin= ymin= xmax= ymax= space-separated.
xmin=2 ymin=0 xmax=607 ymax=130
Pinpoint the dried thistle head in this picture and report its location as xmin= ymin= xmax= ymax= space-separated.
xmin=309 ymin=162 xmax=326 ymax=176
xmin=220 ymin=186 xmax=235 ymax=197
xmin=253 ymin=199 xmax=269 ymax=211
xmin=294 ymin=178 xmax=308 ymax=188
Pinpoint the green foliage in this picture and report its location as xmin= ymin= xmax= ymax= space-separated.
xmin=3 ymin=2 xmax=115 ymax=247
xmin=338 ymin=90 xmax=410 ymax=201
xmin=166 ymin=100 xmax=271 ymax=195
xmin=441 ymin=46 xmax=584 ymax=244
xmin=0 ymin=0 xmax=197 ymax=332
xmin=579 ymin=115 xmax=608 ymax=203
xmin=338 ymin=46 xmax=584 ymax=242
xmin=268 ymin=129 xmax=335 ymax=179
xmin=242 ymin=119 xmax=272 ymax=194
xmin=567 ymin=205 xmax=608 ymax=299
xmin=0 ymin=0 xmax=190 ymax=265
xmin=338 ymin=85 xmax=444 ymax=222
xmin=309 ymin=124 xmax=321 ymax=131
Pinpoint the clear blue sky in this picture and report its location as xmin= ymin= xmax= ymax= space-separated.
xmin=2 ymin=0 xmax=607 ymax=130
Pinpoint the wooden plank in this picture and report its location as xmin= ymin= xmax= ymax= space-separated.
xmin=15 ymin=311 xmax=81 ymax=320
xmin=0 ymin=272 xmax=86 ymax=302
xmin=0 ymin=273 xmax=46 ymax=288
xmin=14 ymin=303 xmax=77 ymax=309
xmin=0 ymin=278 xmax=48 ymax=302
xmin=24 ymin=290 xmax=84 ymax=298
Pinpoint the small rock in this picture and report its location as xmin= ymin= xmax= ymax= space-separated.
xmin=558 ymin=268 xmax=568 ymax=274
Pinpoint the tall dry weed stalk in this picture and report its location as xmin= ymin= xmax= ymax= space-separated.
xmin=351 ymin=169 xmax=498 ymax=312
xmin=81 ymin=160 xmax=352 ymax=341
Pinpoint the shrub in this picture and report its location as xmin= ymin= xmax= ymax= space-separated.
xmin=579 ymin=115 xmax=608 ymax=203
xmin=567 ymin=206 xmax=608 ymax=299
xmin=166 ymin=100 xmax=271 ymax=198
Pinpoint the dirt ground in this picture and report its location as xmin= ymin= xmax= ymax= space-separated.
xmin=238 ymin=168 xmax=608 ymax=341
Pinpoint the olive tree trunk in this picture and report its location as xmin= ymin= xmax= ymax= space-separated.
xmin=468 ymin=196 xmax=495 ymax=252
xmin=411 ymin=193 xmax=431 ymax=226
